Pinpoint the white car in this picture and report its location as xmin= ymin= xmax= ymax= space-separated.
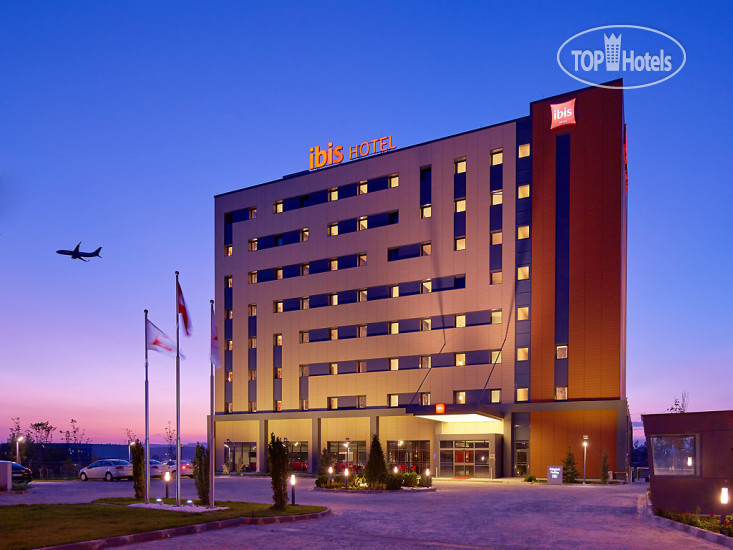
xmin=79 ymin=459 xmax=133 ymax=481
xmin=148 ymin=459 xmax=169 ymax=478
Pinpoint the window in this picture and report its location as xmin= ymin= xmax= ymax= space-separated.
xmin=455 ymin=314 xmax=466 ymax=328
xmin=329 ymin=258 xmax=338 ymax=271
xmin=490 ymin=271 xmax=503 ymax=285
xmin=225 ymin=245 xmax=233 ymax=256
xmin=328 ymin=188 xmax=338 ymax=201
xmin=491 ymin=190 xmax=503 ymax=206
xmin=329 ymin=293 xmax=338 ymax=306
xmin=454 ymin=391 xmax=466 ymax=405
xmin=275 ymin=267 xmax=283 ymax=280
xmin=358 ymin=325 xmax=367 ymax=338
xmin=358 ymin=216 xmax=368 ymax=231
xmin=226 ymin=402 xmax=234 ymax=413
xmin=274 ymin=368 xmax=282 ymax=379
xmin=455 ymin=199 xmax=466 ymax=213
xmin=455 ymin=159 xmax=466 ymax=174
xmin=225 ymin=275 xmax=233 ymax=288
xmin=358 ymin=253 xmax=367 ymax=266
xmin=491 ymin=149 xmax=503 ymax=166
xmin=517 ymin=306 xmax=529 ymax=321
xmin=389 ymin=322 xmax=399 ymax=334
xmin=650 ymin=435 xmax=698 ymax=476
xmin=249 ymin=207 xmax=257 ymax=219
xmin=516 ymin=388 xmax=529 ymax=402
xmin=328 ymin=397 xmax=338 ymax=410
xmin=420 ymin=392 xmax=431 ymax=406
xmin=358 ymin=289 xmax=367 ymax=302
xmin=417 ymin=242 xmax=431 ymax=256
xmin=491 ymin=309 xmax=502 ymax=324
xmin=517 ymin=225 xmax=530 ymax=240
xmin=299 ymin=399 xmax=309 ymax=411
xmin=518 ymin=184 xmax=530 ymax=199
xmin=226 ymin=308 xmax=233 ymax=320
xmin=556 ymin=345 xmax=568 ymax=359
xmin=490 ymin=389 xmax=501 ymax=404
xmin=454 ymin=237 xmax=466 ymax=251
xmin=420 ymin=205 xmax=432 ymax=218
xmin=274 ymin=300 xmax=283 ymax=313
xmin=329 ymin=363 xmax=338 ymax=375
xmin=299 ymin=365 xmax=309 ymax=377
xmin=517 ymin=347 xmax=529 ymax=361
xmin=301 ymin=297 xmax=310 ymax=310
xmin=518 ymin=143 xmax=531 ymax=158
xmin=491 ymin=350 xmax=502 ymax=364
xmin=225 ymin=339 xmax=233 ymax=351
xmin=454 ymin=274 xmax=466 ymax=288
xmin=329 ymin=328 xmax=338 ymax=340
xmin=274 ymin=334 xmax=282 ymax=346
xmin=455 ymin=353 xmax=466 ymax=366
xmin=273 ymin=200 xmax=283 ymax=214
xmin=555 ymin=386 xmax=568 ymax=401
xmin=300 ymin=263 xmax=310 ymax=276
xmin=491 ymin=231 xmax=503 ymax=245
xmin=421 ymin=279 xmax=432 ymax=294
xmin=388 ymin=211 xmax=399 ymax=224
xmin=389 ymin=394 xmax=399 ymax=407
xmin=389 ymin=174 xmax=399 ymax=188
xmin=273 ymin=234 xmax=284 ymax=247
xmin=248 ymin=337 xmax=257 ymax=349
xmin=248 ymin=369 xmax=257 ymax=381
xmin=357 ymin=360 xmax=366 ymax=373
xmin=420 ymin=355 xmax=431 ymax=369
xmin=420 ymin=318 xmax=431 ymax=331
xmin=300 ymin=228 xmax=309 ymax=242
xmin=517 ymin=266 xmax=530 ymax=280
xmin=248 ymin=304 xmax=257 ymax=316
xmin=328 ymin=223 xmax=338 ymax=237
xmin=299 ymin=331 xmax=309 ymax=343
xmin=358 ymin=181 xmax=368 ymax=194
xmin=390 ymin=285 xmax=399 ymax=298
xmin=248 ymin=271 xmax=257 ymax=284
xmin=357 ymin=395 xmax=366 ymax=409
xmin=390 ymin=358 xmax=399 ymax=371
xmin=248 ymin=400 xmax=257 ymax=413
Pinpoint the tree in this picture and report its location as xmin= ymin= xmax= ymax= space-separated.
xmin=131 ymin=440 xmax=145 ymax=500
xmin=8 ymin=417 xmax=22 ymax=445
xmin=124 ymin=428 xmax=137 ymax=443
xmin=667 ymin=392 xmax=689 ymax=413
xmin=27 ymin=421 xmax=57 ymax=444
xmin=267 ymin=433 xmax=288 ymax=510
xmin=164 ymin=421 xmax=176 ymax=459
xmin=64 ymin=419 xmax=90 ymax=462
xmin=562 ymin=447 xmax=579 ymax=483
xmin=600 ymin=450 xmax=609 ymax=484
xmin=365 ymin=434 xmax=388 ymax=487
xmin=631 ymin=440 xmax=648 ymax=468
xmin=317 ymin=447 xmax=334 ymax=477
xmin=193 ymin=443 xmax=210 ymax=505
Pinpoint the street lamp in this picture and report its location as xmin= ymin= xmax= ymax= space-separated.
xmin=582 ymin=435 xmax=589 ymax=485
xmin=344 ymin=438 xmax=350 ymax=474
xmin=16 ymin=436 xmax=24 ymax=464
xmin=290 ymin=474 xmax=296 ymax=505
xmin=128 ymin=442 xmax=135 ymax=462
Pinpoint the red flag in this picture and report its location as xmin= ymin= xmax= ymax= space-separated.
xmin=210 ymin=307 xmax=221 ymax=369
xmin=177 ymin=281 xmax=192 ymax=336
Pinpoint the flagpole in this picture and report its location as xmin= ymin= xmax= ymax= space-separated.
xmin=209 ymin=300 xmax=215 ymax=507
xmin=144 ymin=310 xmax=151 ymax=504
xmin=175 ymin=271 xmax=181 ymax=506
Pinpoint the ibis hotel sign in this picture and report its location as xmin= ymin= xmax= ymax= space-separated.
xmin=309 ymin=135 xmax=396 ymax=170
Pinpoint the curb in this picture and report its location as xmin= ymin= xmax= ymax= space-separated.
xmin=43 ymin=508 xmax=332 ymax=550
xmin=640 ymin=497 xmax=733 ymax=548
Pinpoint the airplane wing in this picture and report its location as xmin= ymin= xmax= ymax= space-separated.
xmin=74 ymin=242 xmax=81 ymax=253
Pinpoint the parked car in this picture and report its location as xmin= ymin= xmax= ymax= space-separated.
xmin=166 ymin=459 xmax=194 ymax=478
xmin=79 ymin=459 xmax=133 ymax=481
xmin=148 ymin=459 xmax=168 ymax=478
xmin=11 ymin=462 xmax=33 ymax=483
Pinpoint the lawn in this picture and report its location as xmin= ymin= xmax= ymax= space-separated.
xmin=0 ymin=500 xmax=327 ymax=550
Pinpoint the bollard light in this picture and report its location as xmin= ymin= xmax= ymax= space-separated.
xmin=722 ymin=488 xmax=729 ymax=505
xmin=328 ymin=466 xmax=333 ymax=488
xmin=155 ymin=498 xmax=162 ymax=503
xmin=426 ymin=468 xmax=430 ymax=477
xmin=290 ymin=474 xmax=296 ymax=505
xmin=344 ymin=468 xmax=349 ymax=489
xmin=164 ymin=471 xmax=171 ymax=500
xmin=393 ymin=466 xmax=398 ymax=474
xmin=582 ymin=435 xmax=589 ymax=485
xmin=186 ymin=499 xmax=193 ymax=505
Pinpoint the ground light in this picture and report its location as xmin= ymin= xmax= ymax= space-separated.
xmin=164 ymin=471 xmax=171 ymax=499
xmin=328 ymin=466 xmax=333 ymax=488
xmin=722 ymin=488 xmax=729 ymax=505
xmin=426 ymin=468 xmax=432 ymax=488
xmin=393 ymin=466 xmax=399 ymax=474
xmin=290 ymin=474 xmax=296 ymax=505
xmin=582 ymin=435 xmax=589 ymax=485
xmin=16 ymin=436 xmax=24 ymax=464
xmin=344 ymin=468 xmax=349 ymax=489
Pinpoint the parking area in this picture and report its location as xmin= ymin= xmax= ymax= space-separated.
xmin=1 ymin=478 xmax=719 ymax=549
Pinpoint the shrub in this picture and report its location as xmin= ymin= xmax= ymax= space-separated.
xmin=524 ymin=474 xmax=536 ymax=483
xmin=317 ymin=447 xmax=334 ymax=477
xmin=600 ymin=450 xmax=609 ymax=484
xmin=315 ymin=476 xmax=329 ymax=488
xmin=562 ymin=447 xmax=579 ymax=483
xmin=12 ymin=480 xmax=29 ymax=491
xmin=365 ymin=434 xmax=388 ymax=487
xmin=131 ymin=440 xmax=145 ymax=500
xmin=193 ymin=443 xmax=210 ymax=505
xmin=385 ymin=473 xmax=403 ymax=490
xmin=267 ymin=433 xmax=288 ymax=509
xmin=403 ymin=472 xmax=419 ymax=487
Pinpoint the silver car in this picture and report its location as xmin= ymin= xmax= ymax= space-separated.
xmin=79 ymin=459 xmax=133 ymax=481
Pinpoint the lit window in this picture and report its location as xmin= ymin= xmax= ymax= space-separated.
xmin=328 ymin=397 xmax=338 ymax=410
xmin=517 ymin=266 xmax=530 ymax=280
xmin=517 ymin=347 xmax=529 ymax=361
xmin=516 ymin=388 xmax=529 ymax=402
xmin=358 ymin=216 xmax=368 ymax=231
xmin=273 ymin=200 xmax=283 ymax=214
xmin=248 ymin=271 xmax=257 ymax=284
xmin=390 ymin=285 xmax=399 ymax=298
xmin=274 ymin=368 xmax=282 ymax=379
xmin=225 ymin=275 xmax=233 ymax=288
xmin=555 ymin=386 xmax=568 ymax=401
xmin=358 ymin=181 xmax=368 ymax=195
xmin=300 ymin=228 xmax=309 ymax=242
xmin=491 ymin=149 xmax=503 ymax=166
xmin=420 ymin=318 xmax=431 ymax=331
xmin=248 ymin=369 xmax=257 ymax=381
xmin=274 ymin=334 xmax=282 ymax=346
xmin=225 ymin=245 xmax=233 ymax=256
xmin=301 ymin=297 xmax=309 ymax=310
xmin=329 ymin=258 xmax=338 ymax=271
xmin=421 ymin=242 xmax=432 ymax=256
xmin=518 ymin=144 xmax=531 ymax=158
xmin=556 ymin=345 xmax=568 ymax=359
xmin=454 ymin=237 xmax=466 ymax=251
xmin=420 ymin=392 xmax=431 ymax=406
xmin=329 ymin=363 xmax=338 ymax=375
xmin=328 ymin=188 xmax=338 ymax=201
xmin=490 ymin=389 xmax=501 ymax=404
xmin=420 ymin=205 xmax=432 ymax=218
xmin=274 ymin=300 xmax=283 ymax=313
xmin=358 ymin=289 xmax=367 ymax=302
xmin=491 ymin=190 xmax=503 ymax=206
xmin=301 ymin=263 xmax=310 ymax=276
xmin=248 ymin=401 xmax=257 ymax=413
xmin=491 ymin=350 xmax=502 ymax=364
xmin=455 ymin=199 xmax=466 ymax=213
xmin=357 ymin=395 xmax=367 ymax=409
xmin=275 ymin=267 xmax=283 ymax=280
xmin=299 ymin=365 xmax=309 ymax=377
xmin=491 ymin=231 xmax=503 ymax=245
xmin=455 ymin=314 xmax=466 ymax=328
xmin=357 ymin=360 xmax=366 ymax=373
xmin=358 ymin=325 xmax=367 ymax=338
xmin=518 ymin=184 xmax=530 ymax=199
xmin=328 ymin=223 xmax=338 ymax=237
xmin=389 ymin=322 xmax=399 ymax=335
xmin=517 ymin=306 xmax=529 ymax=321
xmin=390 ymin=358 xmax=399 ymax=371
xmin=491 ymin=309 xmax=502 ymax=324
xmin=490 ymin=271 xmax=503 ymax=285
xmin=455 ymin=159 xmax=466 ymax=174
xmin=248 ymin=337 xmax=257 ymax=349
xmin=299 ymin=331 xmax=309 ymax=343
xmin=389 ymin=174 xmax=399 ymax=188
xmin=454 ymin=391 xmax=466 ymax=405
xmin=389 ymin=394 xmax=399 ymax=407
xmin=517 ymin=225 xmax=530 ymax=240
xmin=226 ymin=308 xmax=233 ymax=320
xmin=224 ymin=401 xmax=232 ymax=414
xmin=358 ymin=253 xmax=367 ymax=266
xmin=248 ymin=304 xmax=257 ymax=316
xmin=455 ymin=353 xmax=466 ymax=366
xmin=226 ymin=371 xmax=233 ymax=383
xmin=420 ymin=356 xmax=431 ymax=369
xmin=299 ymin=399 xmax=309 ymax=411
xmin=329 ymin=328 xmax=338 ymax=340
xmin=329 ymin=293 xmax=338 ymax=306
xmin=249 ymin=207 xmax=257 ymax=219
xmin=421 ymin=279 xmax=432 ymax=294
xmin=225 ymin=339 xmax=233 ymax=351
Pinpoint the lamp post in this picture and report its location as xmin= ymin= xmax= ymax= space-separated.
xmin=290 ymin=474 xmax=296 ymax=505
xmin=582 ymin=435 xmax=589 ymax=485
xmin=328 ymin=466 xmax=333 ymax=488
xmin=128 ymin=442 xmax=135 ymax=463
xmin=164 ymin=471 xmax=171 ymax=500
xmin=344 ymin=468 xmax=349 ymax=489
xmin=16 ymin=436 xmax=24 ymax=464
xmin=344 ymin=438 xmax=350 ymax=475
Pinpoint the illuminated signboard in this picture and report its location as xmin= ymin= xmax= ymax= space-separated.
xmin=547 ymin=465 xmax=563 ymax=485
xmin=550 ymin=98 xmax=576 ymax=129
xmin=309 ymin=136 xmax=396 ymax=169
xmin=435 ymin=403 xmax=446 ymax=414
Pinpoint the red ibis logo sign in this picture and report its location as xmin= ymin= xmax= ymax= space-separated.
xmin=550 ymin=99 xmax=576 ymax=130
xmin=435 ymin=404 xmax=446 ymax=414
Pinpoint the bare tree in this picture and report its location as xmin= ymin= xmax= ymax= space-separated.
xmin=26 ymin=421 xmax=57 ymax=444
xmin=64 ymin=419 xmax=90 ymax=462
xmin=667 ymin=391 xmax=689 ymax=413
xmin=164 ymin=421 xmax=176 ymax=459
xmin=8 ymin=417 xmax=22 ymax=445
xmin=124 ymin=427 xmax=137 ymax=443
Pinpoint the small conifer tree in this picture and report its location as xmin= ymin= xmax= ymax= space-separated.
xmin=365 ymin=433 xmax=388 ymax=487
xmin=131 ymin=440 xmax=145 ymax=500
xmin=268 ymin=433 xmax=289 ymax=509
xmin=600 ymin=449 xmax=610 ymax=484
xmin=193 ymin=443 xmax=210 ymax=504
xmin=562 ymin=447 xmax=579 ymax=483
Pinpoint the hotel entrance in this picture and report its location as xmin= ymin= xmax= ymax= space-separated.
xmin=438 ymin=436 xmax=502 ymax=478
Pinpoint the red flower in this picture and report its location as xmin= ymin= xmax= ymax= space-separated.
xmin=709 ymin=513 xmax=715 ymax=518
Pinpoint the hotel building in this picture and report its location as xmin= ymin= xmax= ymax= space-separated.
xmin=213 ymin=82 xmax=630 ymax=479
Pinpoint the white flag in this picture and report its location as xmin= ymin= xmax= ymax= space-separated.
xmin=211 ymin=307 xmax=221 ymax=369
xmin=146 ymin=319 xmax=177 ymax=358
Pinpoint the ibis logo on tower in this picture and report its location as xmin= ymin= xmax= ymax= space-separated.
xmin=557 ymin=25 xmax=686 ymax=89
xmin=550 ymin=99 xmax=576 ymax=130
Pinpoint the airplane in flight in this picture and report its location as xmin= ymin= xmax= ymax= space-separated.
xmin=56 ymin=242 xmax=102 ymax=262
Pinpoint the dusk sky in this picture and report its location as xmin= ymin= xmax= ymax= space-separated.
xmin=1 ymin=2 xmax=731 ymax=445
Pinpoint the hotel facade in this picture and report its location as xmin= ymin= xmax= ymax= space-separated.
xmin=213 ymin=83 xmax=630 ymax=479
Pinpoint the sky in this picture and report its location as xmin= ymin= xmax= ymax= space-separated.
xmin=1 ymin=1 xmax=731 ymax=445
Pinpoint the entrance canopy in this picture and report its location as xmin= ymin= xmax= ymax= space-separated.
xmin=406 ymin=403 xmax=504 ymax=423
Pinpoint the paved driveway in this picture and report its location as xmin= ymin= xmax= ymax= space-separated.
xmin=2 ymin=478 xmax=720 ymax=549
